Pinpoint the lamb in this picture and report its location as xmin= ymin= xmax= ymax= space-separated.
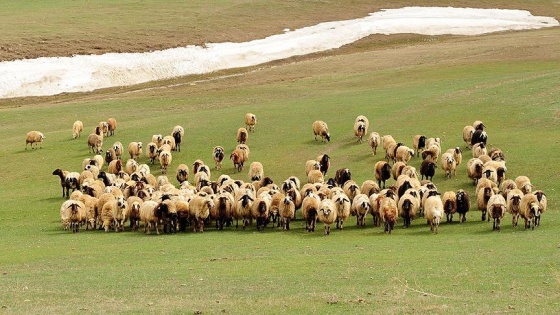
xmin=506 ymin=189 xmax=523 ymax=227
xmin=230 ymin=148 xmax=247 ymax=172
xmin=455 ymin=189 xmax=470 ymax=223
xmin=379 ymin=196 xmax=398 ymax=233
xmin=424 ymin=191 xmax=444 ymax=234
xmin=248 ymin=162 xmax=264 ymax=181
xmin=213 ymin=146 xmax=225 ymax=170
xmin=440 ymin=152 xmax=457 ymax=179
xmin=305 ymin=160 xmax=321 ymax=176
xmin=463 ymin=125 xmax=475 ymax=148
xmin=374 ymin=161 xmax=391 ymax=189
xmin=515 ymin=176 xmax=534 ymax=194
xmin=307 ymin=169 xmax=324 ymax=184
xmin=317 ymin=154 xmax=330 ymax=176
xmin=317 ymin=199 xmax=337 ymax=235
xmin=128 ymin=142 xmax=143 ymax=160
xmin=237 ymin=127 xmax=248 ymax=144
xmin=442 ymin=191 xmax=457 ymax=222
xmin=87 ymin=133 xmax=103 ymax=154
xmin=331 ymin=193 xmax=351 ymax=230
xmin=395 ymin=145 xmax=415 ymax=164
xmin=172 ymin=125 xmax=184 ymax=152
xmin=351 ymin=194 xmax=371 ymax=227
xmin=245 ymin=113 xmax=257 ymax=132
xmin=106 ymin=118 xmax=117 ymax=136
xmin=520 ymin=194 xmax=541 ymax=230
xmin=486 ymin=195 xmax=506 ymax=231
xmin=158 ymin=150 xmax=172 ymax=174
xmin=354 ymin=121 xmax=367 ymax=143
xmin=533 ymin=190 xmax=547 ymax=226
xmin=420 ymin=160 xmax=437 ymax=181
xmin=467 ymin=158 xmax=484 ymax=185
xmin=72 ymin=121 xmax=83 ymax=139
xmin=413 ymin=135 xmax=427 ymax=157
xmin=398 ymin=192 xmax=419 ymax=228
xmin=312 ymin=120 xmax=330 ymax=142
xmin=334 ymin=168 xmax=352 ymax=187
xmin=368 ymin=132 xmax=381 ymax=155
xmin=472 ymin=142 xmax=487 ymax=158
xmin=189 ymin=193 xmax=215 ymax=233
xmin=60 ymin=200 xmax=86 ymax=232
xmin=211 ymin=191 xmax=234 ymax=230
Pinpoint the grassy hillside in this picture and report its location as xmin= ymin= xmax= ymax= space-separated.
xmin=0 ymin=2 xmax=559 ymax=314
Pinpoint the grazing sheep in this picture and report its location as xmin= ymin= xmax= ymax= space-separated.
xmin=533 ymin=190 xmax=547 ymax=226
xmin=442 ymin=191 xmax=457 ymax=223
xmin=331 ymin=193 xmax=351 ymax=230
xmin=515 ymin=176 xmax=534 ymax=195
xmin=424 ymin=191 xmax=444 ymax=234
xmin=398 ymin=192 xmax=419 ymax=228
xmin=368 ymin=132 xmax=381 ymax=155
xmin=413 ymin=135 xmax=427 ymax=157
xmin=379 ymin=196 xmax=398 ymax=233
xmin=318 ymin=199 xmax=337 ymax=235
xmin=455 ymin=189 xmax=470 ymax=223
xmin=354 ymin=121 xmax=367 ymax=143
xmin=420 ymin=160 xmax=437 ymax=181
xmin=520 ymin=194 xmax=540 ymax=230
xmin=463 ymin=125 xmax=475 ymax=149
xmin=395 ymin=145 xmax=415 ymax=164
xmin=87 ymin=133 xmax=103 ymax=154
xmin=506 ymin=188 xmax=523 ymax=227
xmin=335 ymin=168 xmax=352 ymax=187
xmin=158 ymin=150 xmax=172 ymax=174
xmin=317 ymin=154 xmax=330 ymax=176
xmin=211 ymin=191 xmax=234 ymax=230
xmin=230 ymin=148 xmax=247 ymax=172
xmin=374 ymin=161 xmax=391 ymax=189
xmin=487 ymin=195 xmax=506 ymax=231
xmin=213 ymin=146 xmax=225 ymax=170
xmin=471 ymin=130 xmax=488 ymax=146
xmin=127 ymin=142 xmax=143 ymax=160
xmin=440 ymin=152 xmax=457 ymax=179
xmin=245 ymin=113 xmax=257 ymax=132
xmin=60 ymin=200 xmax=86 ymax=232
xmin=305 ymin=160 xmax=321 ymax=176
xmin=467 ymin=158 xmax=484 ymax=185
xmin=237 ymin=127 xmax=248 ymax=144
xmin=189 ymin=194 xmax=215 ymax=233
xmin=312 ymin=120 xmax=330 ymax=142
xmin=248 ymin=162 xmax=264 ymax=181
xmin=352 ymin=194 xmax=371 ymax=227
xmin=72 ymin=121 xmax=83 ymax=139
xmin=472 ymin=142 xmax=487 ymax=158
xmin=106 ymin=118 xmax=117 ymax=136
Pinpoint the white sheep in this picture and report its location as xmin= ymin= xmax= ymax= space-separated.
xmin=145 ymin=142 xmax=158 ymax=165
xmin=360 ymin=180 xmax=380 ymax=197
xmin=351 ymin=194 xmax=371 ymax=227
xmin=245 ymin=113 xmax=257 ymax=132
xmin=520 ymin=194 xmax=540 ymax=230
xmin=98 ymin=121 xmax=109 ymax=137
xmin=172 ymin=125 xmax=184 ymax=152
xmin=251 ymin=193 xmax=271 ymax=231
xmin=151 ymin=134 xmax=163 ymax=147
xmin=440 ymin=152 xmax=457 ymax=179
xmin=515 ymin=176 xmax=534 ymax=195
xmin=317 ymin=198 xmax=337 ymax=235
xmin=128 ymin=142 xmax=143 ymax=160
xmin=368 ymin=132 xmax=381 ymax=155
xmin=189 ymin=194 xmax=215 ymax=233
xmin=506 ymin=189 xmax=523 ymax=227
xmin=305 ymin=160 xmax=321 ymax=176
xmin=248 ymin=162 xmax=264 ymax=181
xmin=233 ymin=190 xmax=254 ymax=229
xmin=331 ymin=193 xmax=351 ymax=230
xmin=72 ymin=121 xmax=83 ymax=139
xmin=395 ymin=145 xmax=414 ymax=164
xmin=139 ymin=200 xmax=162 ymax=234
xmin=355 ymin=115 xmax=369 ymax=130
xmin=472 ymin=142 xmax=487 ymax=158
xmin=307 ymin=169 xmax=324 ymax=184
xmin=125 ymin=159 xmax=138 ymax=175
xmin=476 ymin=180 xmax=495 ymax=221
xmin=312 ymin=120 xmax=330 ymax=142
xmin=445 ymin=147 xmax=463 ymax=166
xmin=158 ymin=150 xmax=172 ymax=174
xmin=211 ymin=191 xmax=234 ymax=230
xmin=398 ymin=192 xmax=419 ymax=228
xmin=112 ymin=141 xmax=124 ymax=159
xmin=60 ymin=200 xmax=86 ymax=232
xmin=424 ymin=192 xmax=444 ymax=234
xmin=462 ymin=125 xmax=475 ymax=148
xmin=466 ymin=158 xmax=484 ymax=185
xmin=279 ymin=193 xmax=296 ymax=231
xmin=487 ymin=194 xmax=506 ymax=231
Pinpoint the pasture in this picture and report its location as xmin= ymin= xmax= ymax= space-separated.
xmin=0 ymin=1 xmax=559 ymax=314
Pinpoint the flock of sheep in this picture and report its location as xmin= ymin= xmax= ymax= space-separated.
xmin=36 ymin=112 xmax=548 ymax=235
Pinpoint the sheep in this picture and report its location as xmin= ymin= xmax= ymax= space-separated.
xmin=442 ymin=191 xmax=457 ymax=223
xmin=335 ymin=168 xmax=352 ymax=187
xmin=354 ymin=121 xmax=367 ymax=143
xmin=98 ymin=121 xmax=109 ymax=137
xmin=141 ymin=142 xmax=157 ymax=165
xmin=139 ymin=200 xmax=163 ymax=234
xmin=230 ymin=148 xmax=247 ymax=172
xmin=189 ymin=194 xmax=215 ymax=233
xmin=520 ymin=194 xmax=541 ymax=230
xmin=385 ymin=141 xmax=402 ymax=163
xmin=211 ymin=191 xmax=234 ymax=230
xmin=279 ymin=193 xmax=296 ymax=231
xmin=446 ymin=147 xmax=463 ymax=166
xmin=398 ymin=192 xmax=419 ymax=228
xmin=473 ymin=120 xmax=485 ymax=131
xmin=99 ymin=194 xmax=118 ymax=232
xmin=342 ymin=180 xmax=359 ymax=202
xmin=312 ymin=120 xmax=330 ymax=142
xmin=111 ymin=195 xmax=129 ymax=232
xmin=151 ymin=134 xmax=163 ymax=147
xmin=440 ymin=152 xmax=457 ymax=179
xmin=213 ymin=146 xmax=225 ymax=170
xmin=171 ymin=125 xmax=184 ymax=152
xmin=533 ymin=190 xmax=547 ymax=226
xmin=472 ymin=142 xmax=487 ymax=158
xmin=317 ymin=154 xmax=330 ymax=176
xmin=317 ymin=199 xmax=337 ymax=235
xmin=72 ymin=120 xmax=83 ymax=139
xmin=379 ymin=196 xmax=398 ymax=233
xmin=175 ymin=163 xmax=189 ymax=185
xmin=194 ymin=171 xmax=210 ymax=191
xmin=471 ymin=130 xmax=488 ymax=146
xmin=360 ymin=180 xmax=380 ymax=197
xmin=420 ymin=160 xmax=437 ymax=181
xmin=105 ymin=118 xmax=117 ymax=136
xmin=477 ymin=183 xmax=495 ymax=222
xmin=467 ymin=158 xmax=484 ymax=185
xmin=158 ymin=150 xmax=172 ymax=174
xmin=500 ymin=179 xmax=517 ymax=199
xmin=84 ymin=164 xmax=100 ymax=179
xmin=300 ymin=183 xmax=318 ymax=199
xmin=248 ymin=162 xmax=264 ymax=181
xmin=52 ymin=168 xmax=70 ymax=198
xmin=413 ymin=135 xmax=427 ymax=157
xmin=421 ymin=144 xmax=440 ymax=163
xmin=109 ymin=141 xmax=123 ymax=160
xmin=233 ymin=190 xmax=254 ymax=229
xmin=481 ymin=164 xmax=498 ymax=184
xmin=307 ymin=169 xmax=324 ymax=184
xmin=87 ymin=133 xmax=103 ymax=154
xmin=382 ymin=135 xmax=396 ymax=157
xmin=127 ymin=142 xmax=143 ymax=160
xmin=251 ymin=193 xmax=271 ymax=231
xmin=506 ymin=188 xmax=523 ymax=227
xmin=60 ymin=200 xmax=86 ymax=232
xmin=236 ymin=144 xmax=250 ymax=160
xmin=488 ymin=147 xmax=505 ymax=161
xmin=368 ymin=132 xmax=381 ymax=155
xmin=424 ymin=191 xmax=444 ymax=234
xmin=127 ymin=196 xmax=143 ymax=231
xmin=455 ymin=189 xmax=470 ymax=223
xmin=236 ymin=127 xmax=249 ymax=144
xmin=515 ymin=176 xmax=534 ymax=195
xmin=160 ymin=135 xmax=175 ymax=151
xmin=305 ymin=160 xmax=321 ymax=176
xmin=374 ymin=161 xmax=391 ymax=189
xmin=352 ymin=194 xmax=371 ymax=227
xmin=108 ymin=159 xmax=123 ymax=175
xmin=401 ymin=165 xmax=418 ymax=179
xmin=486 ymin=194 xmax=506 ymax=231
xmin=355 ymin=115 xmax=369 ymax=130
xmin=125 ymin=159 xmax=138 ymax=175
xmin=331 ymin=193 xmax=351 ymax=230
xmin=105 ymin=148 xmax=117 ymax=164
xmin=395 ymin=145 xmax=415 ymax=164
xmin=463 ymin=126 xmax=475 ymax=149
xmin=245 ymin=113 xmax=257 ymax=132
xmin=425 ymin=137 xmax=441 ymax=149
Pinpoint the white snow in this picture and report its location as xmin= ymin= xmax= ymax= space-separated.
xmin=0 ymin=7 xmax=557 ymax=98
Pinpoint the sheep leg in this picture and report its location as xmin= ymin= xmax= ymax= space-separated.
xmin=324 ymin=225 xmax=328 ymax=236
xmin=481 ymin=211 xmax=486 ymax=222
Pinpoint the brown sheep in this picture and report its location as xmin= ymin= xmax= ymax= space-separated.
xmin=442 ymin=191 xmax=457 ymax=222
xmin=312 ymin=120 xmax=330 ymax=142
xmin=506 ymin=189 xmax=523 ymax=227
xmin=87 ymin=133 xmax=103 ymax=154
xmin=237 ymin=127 xmax=248 ymax=144
xmin=520 ymin=194 xmax=540 ymax=230
xmin=107 ymin=118 xmax=117 ymax=136
xmin=379 ymin=196 xmax=398 ymax=233
xmin=245 ymin=113 xmax=257 ymax=132
xmin=230 ymin=149 xmax=247 ymax=172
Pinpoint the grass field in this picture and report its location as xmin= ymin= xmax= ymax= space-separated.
xmin=1 ymin=1 xmax=559 ymax=314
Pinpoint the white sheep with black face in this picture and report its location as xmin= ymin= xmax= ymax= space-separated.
xmin=312 ymin=120 xmax=330 ymax=142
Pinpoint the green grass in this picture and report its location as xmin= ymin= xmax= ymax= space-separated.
xmin=1 ymin=2 xmax=560 ymax=314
